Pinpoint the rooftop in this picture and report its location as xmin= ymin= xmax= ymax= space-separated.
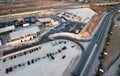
xmin=0 ymin=25 xmax=15 ymax=34
xmin=38 ymin=18 xmax=52 ymax=23
xmin=10 ymin=26 xmax=40 ymax=40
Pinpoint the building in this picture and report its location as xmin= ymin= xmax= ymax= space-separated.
xmin=58 ymin=8 xmax=97 ymax=23
xmin=38 ymin=18 xmax=59 ymax=26
xmin=0 ymin=25 xmax=15 ymax=34
xmin=6 ymin=26 xmax=40 ymax=46
xmin=38 ymin=18 xmax=52 ymax=26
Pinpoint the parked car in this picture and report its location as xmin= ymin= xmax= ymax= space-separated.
xmin=24 ymin=16 xmax=37 ymax=24
xmin=0 ymin=22 xmax=6 ymax=28
xmin=117 ymin=16 xmax=120 ymax=21
xmin=5 ymin=21 xmax=13 ymax=26
xmin=13 ymin=20 xmax=22 ymax=27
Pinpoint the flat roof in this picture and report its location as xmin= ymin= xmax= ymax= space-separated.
xmin=10 ymin=26 xmax=40 ymax=40
xmin=59 ymin=8 xmax=97 ymax=23
xmin=38 ymin=18 xmax=52 ymax=23
xmin=0 ymin=26 xmax=15 ymax=34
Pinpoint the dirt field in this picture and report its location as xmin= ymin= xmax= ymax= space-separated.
xmin=0 ymin=0 xmax=72 ymax=15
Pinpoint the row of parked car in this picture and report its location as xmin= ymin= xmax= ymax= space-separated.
xmin=54 ymin=21 xmax=85 ymax=34
xmin=0 ymin=16 xmax=38 ymax=28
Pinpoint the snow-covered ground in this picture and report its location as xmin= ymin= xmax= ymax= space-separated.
xmin=0 ymin=39 xmax=82 ymax=76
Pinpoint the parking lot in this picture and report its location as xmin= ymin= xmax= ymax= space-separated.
xmin=54 ymin=21 xmax=85 ymax=34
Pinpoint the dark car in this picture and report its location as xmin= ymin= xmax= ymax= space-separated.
xmin=30 ymin=17 xmax=37 ymax=23
xmin=24 ymin=16 xmax=37 ymax=24
xmin=0 ymin=22 xmax=6 ymax=28
xmin=117 ymin=16 xmax=120 ymax=21
xmin=13 ymin=20 xmax=21 ymax=27
xmin=24 ymin=17 xmax=30 ymax=23
xmin=6 ymin=21 xmax=14 ymax=26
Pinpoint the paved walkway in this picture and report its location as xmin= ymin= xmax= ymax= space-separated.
xmin=102 ymin=13 xmax=120 ymax=75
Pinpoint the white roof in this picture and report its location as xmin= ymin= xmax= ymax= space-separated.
xmin=23 ymin=23 xmax=30 ymax=27
xmin=38 ymin=18 xmax=52 ymax=22
xmin=0 ymin=25 xmax=15 ymax=34
xmin=59 ymin=8 xmax=97 ymax=23
xmin=10 ymin=26 xmax=40 ymax=40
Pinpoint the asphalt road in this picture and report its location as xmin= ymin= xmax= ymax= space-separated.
xmin=71 ymin=8 xmax=118 ymax=76
xmin=3 ymin=21 xmax=83 ymax=56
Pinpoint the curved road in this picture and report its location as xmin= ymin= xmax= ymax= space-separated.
xmin=71 ymin=7 xmax=118 ymax=76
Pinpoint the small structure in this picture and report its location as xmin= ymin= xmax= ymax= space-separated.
xmin=51 ymin=20 xmax=59 ymax=26
xmin=38 ymin=18 xmax=59 ymax=26
xmin=38 ymin=18 xmax=52 ymax=26
xmin=6 ymin=26 xmax=40 ymax=46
